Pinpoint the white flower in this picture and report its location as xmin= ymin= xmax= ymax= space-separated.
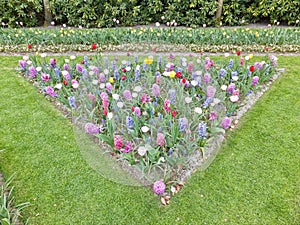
xmin=54 ymin=83 xmax=62 ymax=90
xmin=268 ymin=24 xmax=272 ymax=27
xmin=51 ymin=21 xmax=55 ymax=26
xmin=196 ymin=59 xmax=201 ymax=64
xmin=221 ymin=85 xmax=227 ymax=91
xmin=40 ymin=53 xmax=47 ymax=58
xmin=121 ymin=60 xmax=127 ymax=65
xmin=107 ymin=112 xmax=113 ymax=120
xmin=89 ymin=71 xmax=95 ymax=76
xmin=203 ymin=24 xmax=206 ymax=28
xmin=182 ymin=62 xmax=187 ymax=67
xmin=116 ymin=20 xmax=120 ymax=24
xmin=141 ymin=126 xmax=150 ymax=133
xmin=20 ymin=22 xmax=23 ymax=26
xmin=158 ymin=157 xmax=165 ymax=163
xmin=78 ymin=25 xmax=83 ymax=29
xmin=273 ymin=20 xmax=277 ymax=24
xmin=277 ymin=21 xmax=280 ymax=26
xmin=195 ymin=71 xmax=202 ymax=76
xmin=63 ymin=23 xmax=67 ymax=27
xmin=166 ymin=22 xmax=170 ymax=26
xmin=27 ymin=61 xmax=32 ymax=65
xmin=213 ymin=98 xmax=221 ymax=104
xmin=103 ymin=69 xmax=109 ymax=75
xmin=296 ymin=20 xmax=299 ymax=24
xmin=112 ymin=94 xmax=119 ymax=100
xmin=142 ymin=111 xmax=148 ymax=116
xmin=161 ymin=16 xmax=165 ymax=20
xmin=232 ymin=76 xmax=238 ymax=81
xmin=194 ymin=107 xmax=202 ymax=114
xmin=230 ymin=95 xmax=239 ymax=102
xmin=117 ymin=102 xmax=124 ymax=108
xmin=155 ymin=22 xmax=160 ymax=27
xmin=70 ymin=55 xmax=76 ymax=60
xmin=133 ymin=86 xmax=142 ymax=92
xmin=138 ymin=146 xmax=147 ymax=156
xmin=163 ymin=71 xmax=170 ymax=77
xmin=191 ymin=80 xmax=198 ymax=86
xmin=132 ymin=92 xmax=138 ymax=98
xmin=23 ymin=56 xmax=29 ymax=61
xmin=36 ymin=66 xmax=42 ymax=72
xmin=125 ymin=66 xmax=131 ymax=71
xmin=72 ymin=82 xmax=79 ymax=89
xmin=224 ymin=53 xmax=230 ymax=57
xmin=65 ymin=59 xmax=70 ymax=63
xmin=1 ymin=22 xmax=5 ymax=26
xmin=185 ymin=97 xmax=192 ymax=104
xmin=181 ymin=57 xmax=187 ymax=62
xmin=113 ymin=18 xmax=116 ymax=22
xmin=245 ymin=55 xmax=250 ymax=61
xmin=99 ymin=83 xmax=105 ymax=89
xmin=62 ymin=70 xmax=69 ymax=76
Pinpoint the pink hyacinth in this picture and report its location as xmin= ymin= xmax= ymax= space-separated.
xmin=88 ymin=93 xmax=96 ymax=103
xmin=106 ymin=82 xmax=112 ymax=92
xmin=50 ymin=58 xmax=56 ymax=67
xmin=141 ymin=93 xmax=150 ymax=104
xmin=227 ymin=83 xmax=236 ymax=94
xmin=156 ymin=133 xmax=165 ymax=146
xmin=122 ymin=141 xmax=133 ymax=153
xmin=41 ymin=73 xmax=50 ymax=82
xmin=63 ymin=63 xmax=70 ymax=71
xmin=221 ymin=117 xmax=231 ymax=129
xmin=187 ymin=62 xmax=194 ymax=73
xmin=164 ymin=99 xmax=171 ymax=113
xmin=100 ymin=92 xmax=109 ymax=109
xmin=28 ymin=66 xmax=37 ymax=78
xmin=76 ymin=64 xmax=83 ymax=73
xmin=134 ymin=107 xmax=141 ymax=118
xmin=153 ymin=180 xmax=166 ymax=195
xmin=209 ymin=111 xmax=217 ymax=121
xmin=240 ymin=57 xmax=245 ymax=66
xmin=114 ymin=135 xmax=123 ymax=150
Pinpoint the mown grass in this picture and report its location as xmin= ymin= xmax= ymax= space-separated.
xmin=0 ymin=55 xmax=299 ymax=224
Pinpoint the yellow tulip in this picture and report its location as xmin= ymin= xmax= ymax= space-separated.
xmin=169 ymin=71 xmax=176 ymax=78
xmin=109 ymin=77 xmax=114 ymax=83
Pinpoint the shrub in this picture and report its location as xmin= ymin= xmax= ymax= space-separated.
xmin=0 ymin=0 xmax=43 ymax=27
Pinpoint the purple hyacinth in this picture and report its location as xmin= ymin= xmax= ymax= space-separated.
xmin=63 ymin=63 xmax=70 ymax=70
xmin=76 ymin=64 xmax=83 ymax=73
xmin=207 ymin=86 xmax=216 ymax=98
xmin=45 ymin=86 xmax=57 ymax=97
xmin=123 ymin=90 xmax=132 ymax=100
xmin=252 ymin=76 xmax=259 ymax=86
xmin=19 ymin=60 xmax=26 ymax=69
xmin=84 ymin=123 xmax=100 ymax=135
xmin=99 ymin=73 xmax=106 ymax=83
xmin=28 ymin=66 xmax=37 ymax=78
xmin=227 ymin=83 xmax=236 ymax=94
xmin=153 ymin=180 xmax=166 ymax=195
xmin=203 ymin=73 xmax=211 ymax=84
xmin=50 ymin=58 xmax=56 ymax=67
xmin=106 ymin=82 xmax=112 ymax=92
xmin=152 ymin=84 xmax=160 ymax=97
xmin=198 ymin=121 xmax=207 ymax=138
xmin=228 ymin=59 xmax=234 ymax=68
xmin=221 ymin=117 xmax=231 ymax=129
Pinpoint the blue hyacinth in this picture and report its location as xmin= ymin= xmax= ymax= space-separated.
xmin=198 ymin=121 xmax=207 ymax=139
xmin=68 ymin=96 xmax=76 ymax=109
xmin=126 ymin=116 xmax=134 ymax=129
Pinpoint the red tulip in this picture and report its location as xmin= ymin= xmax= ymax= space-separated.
xmin=236 ymin=51 xmax=241 ymax=56
xmin=63 ymin=80 xmax=68 ymax=85
xmin=181 ymin=78 xmax=187 ymax=83
xmin=91 ymin=43 xmax=97 ymax=50
xmin=121 ymin=75 xmax=126 ymax=80
xmin=176 ymin=72 xmax=182 ymax=78
xmin=172 ymin=110 xmax=177 ymax=117
xmin=28 ymin=44 xmax=32 ymax=49
xmin=249 ymin=65 xmax=255 ymax=72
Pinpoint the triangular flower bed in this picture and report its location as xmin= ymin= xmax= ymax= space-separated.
xmin=18 ymin=52 xmax=279 ymax=203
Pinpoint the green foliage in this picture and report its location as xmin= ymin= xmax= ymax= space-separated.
xmin=246 ymin=0 xmax=300 ymax=25
xmin=0 ymin=0 xmax=43 ymax=27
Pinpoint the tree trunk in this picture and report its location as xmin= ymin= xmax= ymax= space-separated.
xmin=43 ymin=0 xmax=52 ymax=26
xmin=215 ymin=0 xmax=223 ymax=24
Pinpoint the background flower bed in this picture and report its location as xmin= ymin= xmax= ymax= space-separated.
xmin=1 ymin=26 xmax=299 ymax=53
xmin=18 ymin=52 xmax=278 ymax=198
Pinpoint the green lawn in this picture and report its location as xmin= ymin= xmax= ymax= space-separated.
xmin=0 ymin=56 xmax=299 ymax=225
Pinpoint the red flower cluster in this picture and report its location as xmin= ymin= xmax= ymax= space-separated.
xmin=249 ymin=65 xmax=255 ymax=72
xmin=28 ymin=44 xmax=32 ymax=49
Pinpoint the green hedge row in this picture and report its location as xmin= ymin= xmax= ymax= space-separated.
xmin=0 ymin=0 xmax=299 ymax=28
